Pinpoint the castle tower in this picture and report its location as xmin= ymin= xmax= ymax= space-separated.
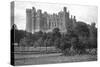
xmin=61 ymin=7 xmax=68 ymax=32
xmin=47 ymin=15 xmax=51 ymax=30
xmin=32 ymin=7 xmax=36 ymax=33
xmin=63 ymin=7 xmax=67 ymax=12
xmin=62 ymin=7 xmax=71 ymax=33
xmin=36 ymin=9 xmax=42 ymax=32
xmin=42 ymin=12 xmax=48 ymax=32
xmin=26 ymin=9 xmax=32 ymax=33
xmin=73 ymin=16 xmax=76 ymax=23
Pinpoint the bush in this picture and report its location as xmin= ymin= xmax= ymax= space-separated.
xmin=19 ymin=37 xmax=33 ymax=46
xmin=86 ymin=48 xmax=97 ymax=55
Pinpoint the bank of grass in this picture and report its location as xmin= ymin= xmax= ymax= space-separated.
xmin=14 ymin=46 xmax=97 ymax=65
xmin=15 ymin=54 xmax=97 ymax=66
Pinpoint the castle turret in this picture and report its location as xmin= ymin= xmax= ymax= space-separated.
xmin=62 ymin=7 xmax=70 ymax=32
xmin=32 ymin=7 xmax=36 ymax=33
xmin=36 ymin=9 xmax=42 ymax=32
xmin=63 ymin=7 xmax=67 ymax=12
xmin=73 ymin=16 xmax=76 ymax=23
xmin=42 ymin=12 xmax=48 ymax=31
xmin=26 ymin=9 xmax=32 ymax=33
xmin=70 ymin=15 xmax=74 ymax=19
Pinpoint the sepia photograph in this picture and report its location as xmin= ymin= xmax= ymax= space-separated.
xmin=11 ymin=1 xmax=97 ymax=66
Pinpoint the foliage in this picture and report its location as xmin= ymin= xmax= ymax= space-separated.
xmin=13 ymin=21 xmax=97 ymax=55
xmin=73 ymin=21 xmax=90 ymax=37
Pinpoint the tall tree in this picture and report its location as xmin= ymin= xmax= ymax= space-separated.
xmin=73 ymin=21 xmax=90 ymax=52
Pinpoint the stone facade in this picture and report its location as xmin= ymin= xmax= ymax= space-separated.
xmin=26 ymin=7 xmax=76 ymax=33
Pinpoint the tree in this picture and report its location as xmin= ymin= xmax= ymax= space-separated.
xmin=19 ymin=37 xmax=33 ymax=46
xmin=72 ymin=21 xmax=90 ymax=53
xmin=54 ymin=38 xmax=61 ymax=48
xmin=14 ymin=30 xmax=26 ymax=44
xmin=88 ymin=23 xmax=97 ymax=48
xmin=52 ymin=28 xmax=61 ymax=38
xmin=73 ymin=21 xmax=90 ymax=37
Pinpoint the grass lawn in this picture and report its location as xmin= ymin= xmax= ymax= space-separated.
xmin=14 ymin=46 xmax=97 ymax=66
xmin=14 ymin=53 xmax=97 ymax=66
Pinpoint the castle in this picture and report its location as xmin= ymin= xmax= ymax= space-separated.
xmin=26 ymin=7 xmax=76 ymax=33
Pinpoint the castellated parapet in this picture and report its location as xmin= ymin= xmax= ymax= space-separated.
xmin=26 ymin=7 xmax=76 ymax=33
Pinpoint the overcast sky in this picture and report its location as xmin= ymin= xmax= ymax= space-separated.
xmin=14 ymin=1 xmax=98 ymax=30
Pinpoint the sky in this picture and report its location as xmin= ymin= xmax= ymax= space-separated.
xmin=14 ymin=1 xmax=98 ymax=30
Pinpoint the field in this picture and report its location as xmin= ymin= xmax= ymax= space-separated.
xmin=14 ymin=46 xmax=97 ymax=66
